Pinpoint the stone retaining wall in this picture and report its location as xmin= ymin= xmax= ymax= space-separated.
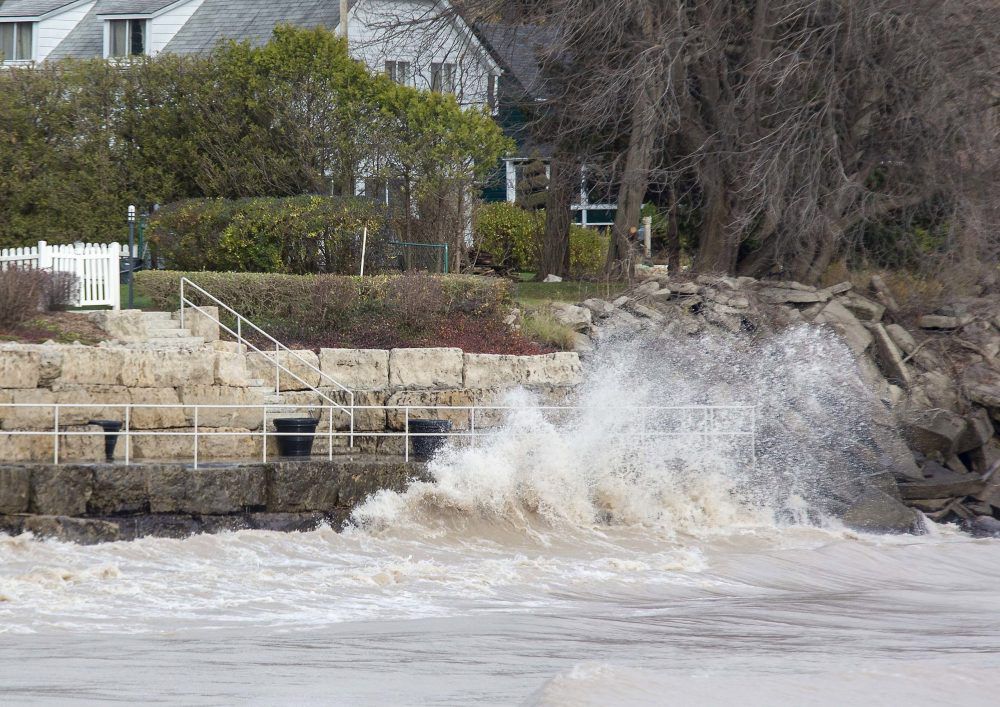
xmin=0 ymin=459 xmax=428 ymax=543
xmin=0 ymin=343 xmax=582 ymax=462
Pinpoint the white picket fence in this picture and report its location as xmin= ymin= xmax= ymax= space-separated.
xmin=0 ymin=240 xmax=123 ymax=309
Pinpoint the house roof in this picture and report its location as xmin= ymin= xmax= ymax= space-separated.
xmin=477 ymin=22 xmax=556 ymax=101
xmin=165 ymin=0 xmax=354 ymax=55
xmin=45 ymin=0 xmax=357 ymax=60
xmin=97 ymin=1 xmax=180 ymax=15
xmin=0 ymin=0 xmax=79 ymax=18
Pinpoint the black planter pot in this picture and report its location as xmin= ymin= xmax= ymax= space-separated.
xmin=89 ymin=419 xmax=123 ymax=463
xmin=273 ymin=417 xmax=320 ymax=457
xmin=407 ymin=419 xmax=453 ymax=461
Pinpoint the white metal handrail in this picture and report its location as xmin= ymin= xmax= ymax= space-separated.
xmin=1 ymin=403 xmax=756 ymax=469
xmin=179 ymin=276 xmax=354 ymax=444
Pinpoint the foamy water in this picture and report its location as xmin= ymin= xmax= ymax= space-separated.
xmin=1 ymin=331 xmax=998 ymax=704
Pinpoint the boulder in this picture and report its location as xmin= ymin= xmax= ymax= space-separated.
xmin=840 ymin=488 xmax=924 ymax=534
xmin=814 ymin=301 xmax=872 ymax=355
xmin=963 ymin=363 xmax=1000 ymax=409
xmin=842 ymin=294 xmax=886 ymax=322
xmin=128 ymin=388 xmax=187 ymax=429
xmin=633 ymin=280 xmax=661 ymax=296
xmin=0 ymin=349 xmax=41 ymax=389
xmin=247 ymin=349 xmax=321 ymax=391
xmin=522 ymin=352 xmax=583 ymax=387
xmin=543 ymin=274 xmax=563 ymax=283
xmin=388 ymin=348 xmax=464 ymax=390
xmin=580 ymin=298 xmax=614 ymax=318
xmin=966 ymin=516 xmax=1000 ymax=538
xmin=549 ymin=303 xmax=592 ymax=332
xmin=919 ymin=315 xmax=964 ymax=330
xmin=869 ymin=274 xmax=900 ymax=315
xmin=319 ymin=348 xmax=390 ymax=391
xmin=867 ymin=323 xmax=912 ymax=386
xmin=955 ymin=407 xmax=995 ymax=455
xmin=463 ymin=353 xmax=524 ymax=389
xmin=899 ymin=475 xmax=985 ymax=500
xmin=669 ymin=281 xmax=701 ymax=295
xmin=821 ymin=281 xmax=854 ymax=296
xmin=898 ymin=408 xmax=968 ymax=456
xmin=759 ymin=288 xmax=830 ymax=304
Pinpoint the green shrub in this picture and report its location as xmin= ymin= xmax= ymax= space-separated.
xmin=149 ymin=196 xmax=385 ymax=275
xmin=474 ymin=202 xmax=609 ymax=278
xmin=520 ymin=312 xmax=577 ymax=352
xmin=136 ymin=270 xmax=514 ymax=349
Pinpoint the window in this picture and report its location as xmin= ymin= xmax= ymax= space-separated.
xmin=109 ymin=19 xmax=146 ymax=58
xmin=0 ymin=22 xmax=33 ymax=62
xmin=431 ymin=62 xmax=456 ymax=94
xmin=385 ymin=60 xmax=411 ymax=85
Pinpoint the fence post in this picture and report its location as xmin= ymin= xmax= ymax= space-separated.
xmin=37 ymin=241 xmax=51 ymax=270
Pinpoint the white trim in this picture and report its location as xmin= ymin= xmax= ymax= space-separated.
xmin=0 ymin=0 xmax=91 ymax=22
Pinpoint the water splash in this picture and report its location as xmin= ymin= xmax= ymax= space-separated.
xmin=354 ymin=326 xmax=892 ymax=535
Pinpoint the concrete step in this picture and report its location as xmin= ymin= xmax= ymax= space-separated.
xmin=140 ymin=311 xmax=173 ymax=321
xmin=144 ymin=337 xmax=206 ymax=348
xmin=147 ymin=328 xmax=195 ymax=339
xmin=246 ymin=379 xmax=266 ymax=387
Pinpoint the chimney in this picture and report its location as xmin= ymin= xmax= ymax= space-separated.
xmin=340 ymin=0 xmax=349 ymax=39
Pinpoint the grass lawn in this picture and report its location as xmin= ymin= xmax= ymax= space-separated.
xmin=512 ymin=275 xmax=625 ymax=309
xmin=119 ymin=283 xmax=153 ymax=310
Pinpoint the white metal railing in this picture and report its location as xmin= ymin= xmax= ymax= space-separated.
xmin=0 ymin=240 xmax=121 ymax=309
xmin=179 ymin=277 xmax=355 ymax=445
xmin=0 ymin=403 xmax=756 ymax=469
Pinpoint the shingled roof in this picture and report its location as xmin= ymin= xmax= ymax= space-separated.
xmin=0 ymin=0 xmax=80 ymax=18
xmin=476 ymin=23 xmax=556 ymax=101
xmin=165 ymin=0 xmax=354 ymax=55
xmin=45 ymin=0 xmax=357 ymax=61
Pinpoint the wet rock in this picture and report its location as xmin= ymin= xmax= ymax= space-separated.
xmin=0 ymin=467 xmax=30 ymax=514
xmin=965 ymin=515 xmax=1000 ymax=538
xmin=88 ymin=464 xmax=149 ymax=515
xmin=267 ymin=461 xmax=343 ymax=512
xmin=21 ymin=515 xmax=121 ymax=544
xmin=899 ymin=474 xmax=985 ymax=500
xmin=814 ymin=301 xmax=872 ymax=355
xmin=30 ymin=465 xmax=94 ymax=516
xmin=841 ymin=488 xmax=924 ymax=534
xmin=247 ymin=512 xmax=329 ymax=533
xmin=146 ymin=464 xmax=266 ymax=515
xmin=898 ymin=408 xmax=968 ymax=456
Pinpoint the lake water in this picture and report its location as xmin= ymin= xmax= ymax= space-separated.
xmin=2 ymin=331 xmax=998 ymax=705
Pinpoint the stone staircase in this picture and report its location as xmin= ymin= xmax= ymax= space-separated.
xmin=138 ymin=311 xmax=205 ymax=348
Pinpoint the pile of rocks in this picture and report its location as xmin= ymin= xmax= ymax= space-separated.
xmin=552 ymin=273 xmax=1000 ymax=534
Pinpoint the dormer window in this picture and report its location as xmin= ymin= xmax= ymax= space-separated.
xmin=109 ymin=19 xmax=147 ymax=58
xmin=0 ymin=21 xmax=33 ymax=62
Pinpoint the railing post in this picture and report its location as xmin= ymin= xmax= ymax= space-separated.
xmin=262 ymin=406 xmax=268 ymax=463
xmin=470 ymin=407 xmax=476 ymax=447
xmin=328 ymin=405 xmax=334 ymax=461
xmin=349 ymin=392 xmax=355 ymax=449
xmin=193 ymin=406 xmax=199 ymax=470
xmin=53 ymin=405 xmax=59 ymax=464
xmin=274 ymin=342 xmax=280 ymax=394
xmin=237 ymin=317 xmax=242 ymax=349
xmin=124 ymin=405 xmax=131 ymax=466
xmin=179 ymin=279 xmax=186 ymax=330
xmin=404 ymin=406 xmax=409 ymax=462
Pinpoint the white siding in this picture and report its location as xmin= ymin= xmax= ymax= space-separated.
xmin=149 ymin=0 xmax=204 ymax=55
xmin=35 ymin=1 xmax=96 ymax=62
xmin=350 ymin=0 xmax=499 ymax=110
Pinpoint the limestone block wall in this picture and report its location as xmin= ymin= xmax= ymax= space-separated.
xmin=0 ymin=344 xmax=582 ymax=463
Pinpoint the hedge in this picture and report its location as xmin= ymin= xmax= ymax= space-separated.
xmin=148 ymin=196 xmax=386 ymax=275
xmin=135 ymin=270 xmax=523 ymax=351
xmin=474 ymin=202 xmax=609 ymax=278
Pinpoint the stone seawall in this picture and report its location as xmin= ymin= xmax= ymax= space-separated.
xmin=0 ymin=459 xmax=428 ymax=544
xmin=0 ymin=343 xmax=582 ymax=462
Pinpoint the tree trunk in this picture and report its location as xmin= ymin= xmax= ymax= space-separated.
xmin=537 ymin=153 xmax=576 ymax=280
xmin=666 ymin=185 xmax=681 ymax=275
xmin=693 ymin=159 xmax=738 ymax=273
xmin=605 ymin=74 xmax=663 ymax=279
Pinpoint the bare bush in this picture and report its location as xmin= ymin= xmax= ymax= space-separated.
xmin=0 ymin=267 xmax=45 ymax=329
